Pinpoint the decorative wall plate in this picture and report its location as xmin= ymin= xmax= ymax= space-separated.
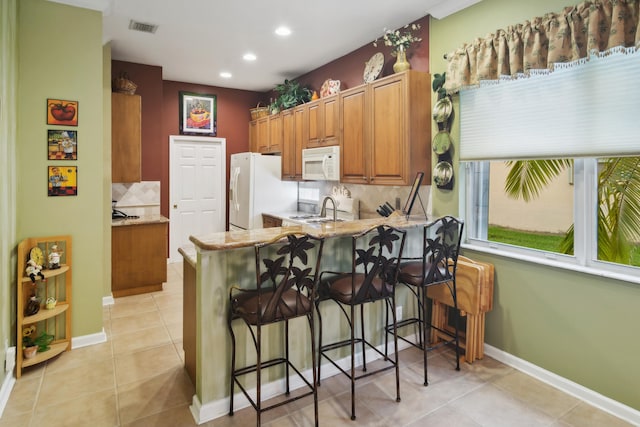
xmin=432 ymin=96 xmax=453 ymax=123
xmin=432 ymin=131 xmax=452 ymax=155
xmin=433 ymin=161 xmax=454 ymax=187
xmin=363 ymin=52 xmax=384 ymax=83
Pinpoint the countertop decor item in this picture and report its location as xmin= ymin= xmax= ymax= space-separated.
xmin=273 ymin=79 xmax=312 ymax=110
xmin=112 ymin=72 xmax=137 ymax=95
xmin=393 ymin=46 xmax=411 ymax=73
xmin=373 ymin=23 xmax=422 ymax=57
xmin=249 ymin=103 xmax=269 ymax=120
xmin=363 ymin=52 xmax=384 ymax=83
xmin=320 ymin=79 xmax=340 ymax=97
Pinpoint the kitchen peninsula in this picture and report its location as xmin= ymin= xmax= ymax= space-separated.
xmin=180 ymin=215 xmax=427 ymax=423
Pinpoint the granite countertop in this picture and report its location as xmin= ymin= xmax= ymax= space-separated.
xmin=111 ymin=214 xmax=170 ymax=227
xmin=189 ymin=214 xmax=427 ymax=252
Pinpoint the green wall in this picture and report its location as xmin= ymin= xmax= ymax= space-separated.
xmin=1 ymin=0 xmax=18 ymax=391
xmin=16 ymin=0 xmax=108 ymax=338
xmin=429 ymin=0 xmax=640 ymax=411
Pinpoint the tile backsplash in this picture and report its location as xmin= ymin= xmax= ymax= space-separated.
xmin=112 ymin=181 xmax=161 ymax=216
xmin=298 ymin=181 xmax=431 ymax=220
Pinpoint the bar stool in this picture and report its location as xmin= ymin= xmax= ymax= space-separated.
xmin=392 ymin=216 xmax=464 ymax=386
xmin=228 ymin=232 xmax=325 ymax=426
xmin=316 ymin=224 xmax=406 ymax=420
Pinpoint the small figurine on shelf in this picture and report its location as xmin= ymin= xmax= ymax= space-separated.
xmin=48 ymin=245 xmax=62 ymax=269
xmin=25 ymin=259 xmax=45 ymax=283
xmin=25 ymin=295 xmax=40 ymax=316
xmin=45 ymin=297 xmax=57 ymax=310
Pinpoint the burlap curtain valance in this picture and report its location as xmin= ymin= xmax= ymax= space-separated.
xmin=444 ymin=0 xmax=640 ymax=93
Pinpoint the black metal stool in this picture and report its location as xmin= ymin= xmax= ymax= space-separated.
xmin=316 ymin=224 xmax=406 ymax=420
xmin=228 ymin=232 xmax=325 ymax=426
xmin=391 ymin=216 xmax=464 ymax=386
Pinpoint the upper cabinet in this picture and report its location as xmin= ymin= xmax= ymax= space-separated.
xmin=341 ymin=71 xmax=431 ymax=186
xmin=250 ymin=114 xmax=282 ymax=154
xmin=281 ymin=106 xmax=305 ymax=180
xmin=112 ymin=93 xmax=141 ymax=183
xmin=249 ymin=71 xmax=430 ymax=185
xmin=305 ymin=94 xmax=339 ymax=148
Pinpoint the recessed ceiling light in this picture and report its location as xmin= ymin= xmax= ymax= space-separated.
xmin=220 ymin=72 xmax=232 ymax=78
xmin=243 ymin=53 xmax=257 ymax=61
xmin=275 ymin=26 xmax=291 ymax=36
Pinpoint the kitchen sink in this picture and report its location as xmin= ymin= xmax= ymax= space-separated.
xmin=305 ymin=218 xmax=345 ymax=224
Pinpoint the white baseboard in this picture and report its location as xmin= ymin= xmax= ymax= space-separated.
xmin=0 ymin=371 xmax=16 ymax=418
xmin=483 ymin=344 xmax=640 ymax=426
xmin=71 ymin=328 xmax=108 ymax=349
xmin=102 ymin=295 xmax=115 ymax=306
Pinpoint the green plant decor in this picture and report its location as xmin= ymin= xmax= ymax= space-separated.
xmin=23 ymin=332 xmax=54 ymax=352
xmin=273 ymin=79 xmax=312 ymax=111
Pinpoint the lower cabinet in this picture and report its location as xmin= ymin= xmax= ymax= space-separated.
xmin=112 ymin=222 xmax=168 ymax=297
xmin=262 ymin=213 xmax=283 ymax=228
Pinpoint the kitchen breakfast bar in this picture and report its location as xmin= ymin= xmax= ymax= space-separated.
xmin=179 ymin=215 xmax=428 ymax=424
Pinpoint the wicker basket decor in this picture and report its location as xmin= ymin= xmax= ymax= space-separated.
xmin=113 ymin=72 xmax=137 ymax=95
xmin=250 ymin=103 xmax=269 ymax=120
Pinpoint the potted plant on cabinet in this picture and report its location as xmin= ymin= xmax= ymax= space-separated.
xmin=271 ymin=79 xmax=312 ymax=113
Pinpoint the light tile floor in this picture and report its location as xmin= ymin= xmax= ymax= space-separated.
xmin=0 ymin=262 xmax=633 ymax=426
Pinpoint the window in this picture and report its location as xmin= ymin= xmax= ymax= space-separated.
xmin=459 ymin=51 xmax=640 ymax=282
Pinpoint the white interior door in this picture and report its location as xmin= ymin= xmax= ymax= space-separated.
xmin=169 ymin=136 xmax=226 ymax=262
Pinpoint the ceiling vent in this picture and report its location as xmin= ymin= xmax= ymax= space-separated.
xmin=128 ymin=20 xmax=158 ymax=34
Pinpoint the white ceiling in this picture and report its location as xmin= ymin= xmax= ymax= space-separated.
xmin=49 ymin=0 xmax=480 ymax=92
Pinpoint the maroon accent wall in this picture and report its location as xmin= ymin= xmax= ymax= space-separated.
xmin=161 ymin=81 xmax=263 ymax=220
xmin=110 ymin=60 xmax=263 ymax=222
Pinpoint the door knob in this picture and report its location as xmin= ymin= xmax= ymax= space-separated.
xmin=173 ymin=204 xmax=178 ymax=209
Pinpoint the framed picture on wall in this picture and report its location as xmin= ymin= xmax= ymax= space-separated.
xmin=47 ymin=130 xmax=77 ymax=160
xmin=179 ymin=91 xmax=217 ymax=136
xmin=47 ymin=99 xmax=78 ymax=126
xmin=48 ymin=165 xmax=77 ymax=197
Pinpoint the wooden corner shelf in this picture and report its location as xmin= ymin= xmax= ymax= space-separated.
xmin=21 ymin=341 xmax=70 ymax=368
xmin=16 ymin=235 xmax=72 ymax=378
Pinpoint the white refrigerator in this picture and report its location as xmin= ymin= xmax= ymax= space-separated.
xmin=229 ymin=152 xmax=298 ymax=230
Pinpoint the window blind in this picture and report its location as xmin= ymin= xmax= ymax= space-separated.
xmin=459 ymin=50 xmax=640 ymax=160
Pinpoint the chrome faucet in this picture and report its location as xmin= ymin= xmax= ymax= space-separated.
xmin=320 ymin=195 xmax=338 ymax=221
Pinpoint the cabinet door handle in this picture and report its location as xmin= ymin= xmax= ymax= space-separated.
xmin=173 ymin=204 xmax=178 ymax=209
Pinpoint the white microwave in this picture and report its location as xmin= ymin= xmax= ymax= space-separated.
xmin=302 ymin=146 xmax=340 ymax=181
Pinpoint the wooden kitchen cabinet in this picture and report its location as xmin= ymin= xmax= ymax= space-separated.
xmin=112 ymin=222 xmax=168 ymax=297
xmin=340 ymin=85 xmax=368 ymax=184
xmin=267 ymin=113 xmax=283 ymax=153
xmin=249 ymin=119 xmax=258 ymax=152
xmin=305 ymin=94 xmax=339 ymax=148
xmin=262 ymin=213 xmax=283 ymax=228
xmin=281 ymin=106 xmax=305 ymax=180
xmin=341 ymin=70 xmax=431 ymax=186
xmin=251 ymin=114 xmax=282 ymax=154
xmin=112 ymin=93 xmax=141 ymax=183
xmin=255 ymin=116 xmax=269 ymax=153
